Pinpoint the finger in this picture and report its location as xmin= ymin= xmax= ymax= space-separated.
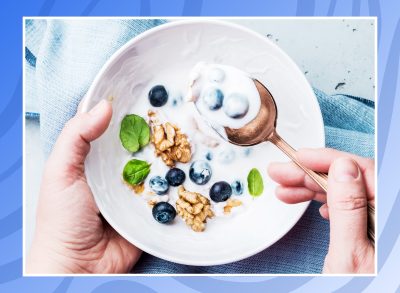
xmin=76 ymin=95 xmax=87 ymax=113
xmin=46 ymin=100 xmax=112 ymax=180
xmin=275 ymin=186 xmax=326 ymax=204
xmin=319 ymin=203 xmax=329 ymax=220
xmin=297 ymin=148 xmax=375 ymax=200
xmin=297 ymin=148 xmax=373 ymax=173
xmin=327 ymin=157 xmax=369 ymax=252
xmin=268 ymin=162 xmax=325 ymax=193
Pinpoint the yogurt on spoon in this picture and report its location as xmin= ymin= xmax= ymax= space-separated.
xmin=187 ymin=63 xmax=261 ymax=139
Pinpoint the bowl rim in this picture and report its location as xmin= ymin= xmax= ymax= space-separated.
xmin=81 ymin=19 xmax=325 ymax=266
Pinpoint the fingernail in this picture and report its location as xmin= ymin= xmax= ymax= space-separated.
xmin=333 ymin=158 xmax=359 ymax=182
xmin=89 ymin=100 xmax=107 ymax=116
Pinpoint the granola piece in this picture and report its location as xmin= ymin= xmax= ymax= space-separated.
xmin=132 ymin=182 xmax=145 ymax=194
xmin=223 ymin=198 xmax=242 ymax=214
xmin=192 ymin=202 xmax=204 ymax=215
xmin=148 ymin=111 xmax=192 ymax=167
xmin=176 ymin=185 xmax=214 ymax=232
xmin=123 ymin=180 xmax=145 ymax=195
xmin=148 ymin=109 xmax=158 ymax=119
xmin=178 ymin=186 xmax=198 ymax=204
xmin=158 ymin=123 xmax=175 ymax=151
xmin=176 ymin=198 xmax=193 ymax=214
xmin=147 ymin=199 xmax=158 ymax=207
xmin=153 ymin=125 xmax=165 ymax=145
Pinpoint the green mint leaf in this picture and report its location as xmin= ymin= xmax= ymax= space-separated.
xmin=119 ymin=114 xmax=150 ymax=153
xmin=122 ymin=159 xmax=151 ymax=186
xmin=247 ymin=168 xmax=264 ymax=197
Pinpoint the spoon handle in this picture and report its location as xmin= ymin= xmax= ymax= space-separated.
xmin=268 ymin=131 xmax=375 ymax=244
xmin=269 ymin=132 xmax=328 ymax=191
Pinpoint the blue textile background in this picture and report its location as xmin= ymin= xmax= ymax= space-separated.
xmin=25 ymin=19 xmax=374 ymax=274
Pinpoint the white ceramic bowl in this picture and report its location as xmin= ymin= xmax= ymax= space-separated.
xmin=82 ymin=20 xmax=325 ymax=266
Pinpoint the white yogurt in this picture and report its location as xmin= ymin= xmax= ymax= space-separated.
xmin=111 ymin=62 xmax=268 ymax=220
xmin=188 ymin=63 xmax=261 ymax=137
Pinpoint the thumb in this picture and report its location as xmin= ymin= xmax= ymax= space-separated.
xmin=46 ymin=100 xmax=112 ymax=181
xmin=327 ymin=157 xmax=369 ymax=252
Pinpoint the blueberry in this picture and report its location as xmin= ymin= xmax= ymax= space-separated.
xmin=189 ymin=160 xmax=212 ymax=185
xmin=149 ymin=176 xmax=169 ymax=195
xmin=231 ymin=180 xmax=244 ymax=195
xmin=205 ymin=151 xmax=213 ymax=161
xmin=217 ymin=148 xmax=235 ymax=164
xmin=223 ymin=93 xmax=249 ymax=118
xmin=210 ymin=181 xmax=232 ymax=202
xmin=165 ymin=168 xmax=186 ymax=186
xmin=152 ymin=202 xmax=176 ymax=224
xmin=243 ymin=148 xmax=252 ymax=157
xmin=202 ymin=87 xmax=224 ymax=110
xmin=208 ymin=67 xmax=225 ymax=83
xmin=149 ymin=85 xmax=168 ymax=107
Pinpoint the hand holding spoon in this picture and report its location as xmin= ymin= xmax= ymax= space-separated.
xmin=200 ymin=78 xmax=375 ymax=244
xmin=188 ymin=62 xmax=374 ymax=243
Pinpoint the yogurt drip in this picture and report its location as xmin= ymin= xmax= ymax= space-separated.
xmin=188 ymin=63 xmax=261 ymax=138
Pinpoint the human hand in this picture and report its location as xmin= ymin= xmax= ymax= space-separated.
xmin=268 ymin=148 xmax=375 ymax=274
xmin=27 ymin=100 xmax=141 ymax=274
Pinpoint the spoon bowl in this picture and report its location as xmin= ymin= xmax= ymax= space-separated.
xmin=225 ymin=80 xmax=277 ymax=146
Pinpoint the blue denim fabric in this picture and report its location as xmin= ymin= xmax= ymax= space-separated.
xmin=25 ymin=19 xmax=166 ymax=154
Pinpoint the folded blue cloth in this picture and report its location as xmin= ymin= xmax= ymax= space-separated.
xmin=25 ymin=19 xmax=374 ymax=274
xmin=25 ymin=19 xmax=167 ymax=153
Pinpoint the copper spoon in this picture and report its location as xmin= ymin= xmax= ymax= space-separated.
xmin=222 ymin=79 xmax=374 ymax=244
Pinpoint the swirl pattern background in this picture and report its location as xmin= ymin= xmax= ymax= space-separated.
xmin=1 ymin=0 xmax=398 ymax=291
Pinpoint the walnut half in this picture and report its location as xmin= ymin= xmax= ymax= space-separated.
xmin=148 ymin=110 xmax=192 ymax=167
xmin=176 ymin=186 xmax=214 ymax=232
xmin=223 ymin=198 xmax=242 ymax=214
